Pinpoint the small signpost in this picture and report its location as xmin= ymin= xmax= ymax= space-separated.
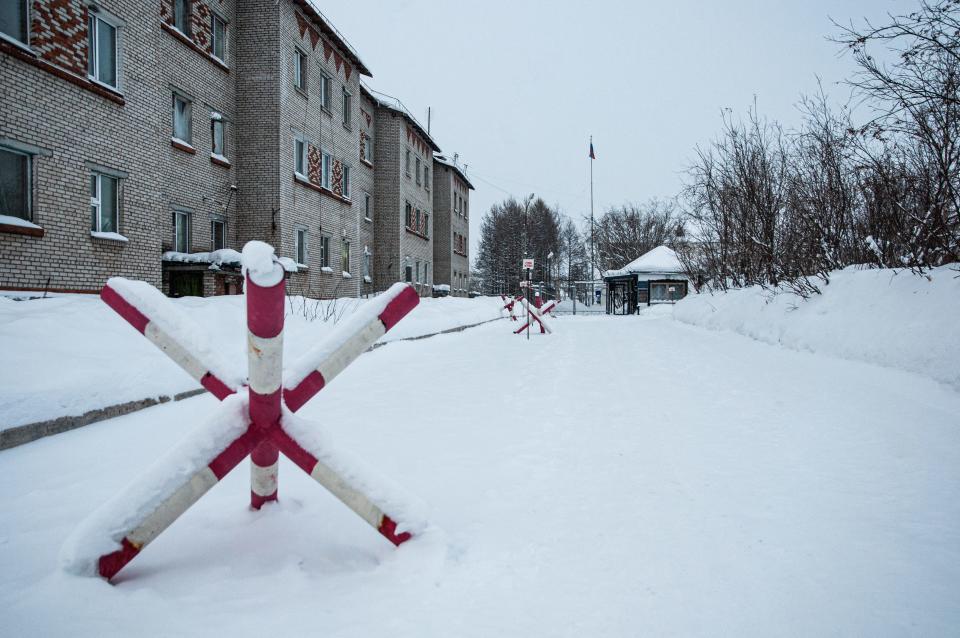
xmin=522 ymin=259 xmax=534 ymax=340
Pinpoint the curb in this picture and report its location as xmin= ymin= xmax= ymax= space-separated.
xmin=0 ymin=317 xmax=503 ymax=451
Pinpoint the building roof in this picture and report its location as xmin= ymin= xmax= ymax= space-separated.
xmin=433 ymin=154 xmax=474 ymax=190
xmin=360 ymin=83 xmax=441 ymax=153
xmin=604 ymin=246 xmax=684 ymax=278
xmin=295 ymin=0 xmax=372 ymax=77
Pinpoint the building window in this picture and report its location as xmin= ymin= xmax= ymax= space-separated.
xmin=342 ymin=87 xmax=352 ymax=128
xmin=463 ymin=199 xmax=468 ymax=219
xmin=0 ymin=147 xmax=30 ymax=221
xmin=87 ymin=13 xmax=117 ymax=88
xmin=342 ymin=164 xmax=351 ymax=199
xmin=415 ymin=157 xmax=421 ymax=185
xmin=364 ymin=193 xmax=372 ymax=221
xmin=0 ymin=1 xmax=28 ymax=44
xmin=319 ymin=234 xmax=330 ymax=268
xmin=173 ymin=93 xmax=192 ymax=144
xmin=414 ymin=208 xmax=420 ymax=232
xmin=211 ymin=114 xmax=225 ymax=157
xmin=294 ymin=136 xmax=307 ymax=176
xmin=415 ymin=261 xmax=420 ymax=284
xmin=361 ymin=133 xmax=373 ymax=163
xmin=318 ymin=71 xmax=331 ymax=109
xmin=90 ymin=172 xmax=119 ymax=234
xmin=405 ymin=201 xmax=412 ymax=229
xmin=211 ymin=218 xmax=226 ymax=250
xmin=322 ymin=152 xmax=331 ymax=189
xmin=295 ymin=227 xmax=308 ymax=266
xmin=404 ymin=263 xmax=412 ymax=283
xmin=341 ymin=238 xmax=350 ymax=274
xmin=211 ymin=13 xmax=226 ymax=61
xmin=294 ymin=48 xmax=307 ymax=92
xmin=405 ymin=148 xmax=411 ymax=176
xmin=424 ymin=212 xmax=430 ymax=237
xmin=173 ymin=210 xmax=190 ymax=252
xmin=173 ymin=0 xmax=191 ymax=36
xmin=424 ymin=166 xmax=429 ymax=190
xmin=363 ymin=246 xmax=370 ymax=279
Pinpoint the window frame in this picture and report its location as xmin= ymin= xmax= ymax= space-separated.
xmin=317 ymin=68 xmax=332 ymax=109
xmin=89 ymin=171 xmax=120 ymax=234
xmin=294 ymin=47 xmax=308 ymax=93
xmin=342 ymin=87 xmax=352 ymax=129
xmin=172 ymin=92 xmax=192 ymax=144
xmin=363 ymin=245 xmax=371 ymax=279
xmin=341 ymin=237 xmax=350 ymax=275
xmin=211 ymin=12 xmax=227 ymax=62
xmin=211 ymin=113 xmax=225 ymax=157
xmin=0 ymin=0 xmax=30 ymax=46
xmin=342 ymin=163 xmax=351 ymax=199
xmin=415 ymin=157 xmax=421 ymax=185
xmin=319 ymin=234 xmax=331 ymax=268
xmin=363 ymin=192 xmax=372 ymax=221
xmin=87 ymin=11 xmax=119 ymax=89
xmin=294 ymin=135 xmax=308 ymax=177
xmin=424 ymin=165 xmax=430 ymax=191
xmin=173 ymin=0 xmax=192 ymax=37
xmin=172 ymin=208 xmax=191 ymax=253
xmin=211 ymin=216 xmax=226 ymax=250
xmin=405 ymin=148 xmax=411 ymax=176
xmin=423 ymin=212 xmax=429 ymax=237
xmin=294 ymin=226 xmax=308 ymax=267
xmin=0 ymin=146 xmax=31 ymax=222
xmin=321 ymin=151 xmax=332 ymax=189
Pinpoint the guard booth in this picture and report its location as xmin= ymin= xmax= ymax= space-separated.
xmin=603 ymin=246 xmax=689 ymax=315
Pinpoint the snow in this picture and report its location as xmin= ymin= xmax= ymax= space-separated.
xmin=433 ymin=284 xmax=451 ymax=292
xmin=0 ymin=292 xmax=504 ymax=430
xmin=674 ymin=264 xmax=960 ymax=390
xmin=342 ymin=271 xmax=352 ymax=278
xmin=277 ymin=257 xmax=298 ymax=273
xmin=282 ymin=406 xmax=429 ymax=535
xmin=241 ymin=241 xmax=283 ymax=287
xmin=90 ymin=231 xmax=129 ymax=242
xmin=60 ymin=392 xmax=250 ymax=575
xmin=1 ymin=313 xmax=958 ymax=635
xmin=162 ymin=248 xmax=242 ymax=268
xmin=0 ymin=214 xmax=42 ymax=230
xmin=604 ymin=245 xmax=684 ymax=277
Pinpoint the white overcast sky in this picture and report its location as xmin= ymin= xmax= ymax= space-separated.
xmin=320 ymin=0 xmax=915 ymax=260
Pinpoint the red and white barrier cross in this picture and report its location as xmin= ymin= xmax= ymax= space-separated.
xmin=65 ymin=241 xmax=424 ymax=581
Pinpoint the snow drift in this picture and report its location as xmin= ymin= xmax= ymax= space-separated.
xmin=674 ymin=264 xmax=960 ymax=389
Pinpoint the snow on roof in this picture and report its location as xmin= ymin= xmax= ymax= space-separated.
xmin=163 ymin=249 xmax=243 ymax=268
xmin=605 ymin=246 xmax=684 ymax=277
xmin=361 ymin=83 xmax=441 ymax=152
xmin=433 ymin=155 xmax=474 ymax=190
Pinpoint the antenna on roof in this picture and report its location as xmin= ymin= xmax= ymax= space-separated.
xmin=427 ymin=107 xmax=431 ymax=135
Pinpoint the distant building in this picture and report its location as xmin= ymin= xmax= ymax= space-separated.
xmin=364 ymin=85 xmax=441 ymax=297
xmin=603 ymin=246 xmax=689 ymax=314
xmin=0 ymin=1 xmax=473 ymax=300
xmin=431 ymin=154 xmax=473 ymax=297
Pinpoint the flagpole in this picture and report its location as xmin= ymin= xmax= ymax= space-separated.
xmin=589 ymin=135 xmax=595 ymax=306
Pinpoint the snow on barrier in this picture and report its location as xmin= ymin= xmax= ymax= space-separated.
xmin=500 ymin=294 xmax=522 ymax=321
xmin=514 ymin=298 xmax=556 ymax=335
xmin=61 ymin=241 xmax=425 ymax=580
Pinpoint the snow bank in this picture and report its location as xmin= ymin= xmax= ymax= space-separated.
xmin=0 ymin=292 xmax=504 ymax=431
xmin=674 ymin=264 xmax=960 ymax=389
xmin=241 ymin=241 xmax=284 ymax=287
xmin=59 ymin=393 xmax=250 ymax=575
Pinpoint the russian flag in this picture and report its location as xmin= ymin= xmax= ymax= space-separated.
xmin=589 ymin=140 xmax=596 ymax=160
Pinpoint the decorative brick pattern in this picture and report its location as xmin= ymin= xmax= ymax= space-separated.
xmin=30 ymin=0 xmax=88 ymax=77
xmin=307 ymin=144 xmax=322 ymax=185
xmin=331 ymin=159 xmax=343 ymax=197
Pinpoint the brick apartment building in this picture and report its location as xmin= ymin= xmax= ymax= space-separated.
xmin=0 ymin=0 xmax=472 ymax=298
xmin=432 ymin=154 xmax=473 ymax=297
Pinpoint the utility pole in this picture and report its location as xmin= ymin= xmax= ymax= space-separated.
xmin=589 ymin=135 xmax=595 ymax=307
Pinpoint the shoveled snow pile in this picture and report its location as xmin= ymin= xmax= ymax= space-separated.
xmin=0 ymin=292 xmax=504 ymax=431
xmin=674 ymin=264 xmax=960 ymax=389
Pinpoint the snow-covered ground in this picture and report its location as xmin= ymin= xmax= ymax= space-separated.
xmin=0 ymin=293 xmax=503 ymax=430
xmin=674 ymin=264 xmax=960 ymax=390
xmin=1 ymin=310 xmax=958 ymax=636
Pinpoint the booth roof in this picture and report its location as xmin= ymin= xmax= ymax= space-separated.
xmin=605 ymin=246 xmax=683 ymax=277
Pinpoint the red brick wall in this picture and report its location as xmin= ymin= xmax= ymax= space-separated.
xmin=30 ymin=0 xmax=88 ymax=77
